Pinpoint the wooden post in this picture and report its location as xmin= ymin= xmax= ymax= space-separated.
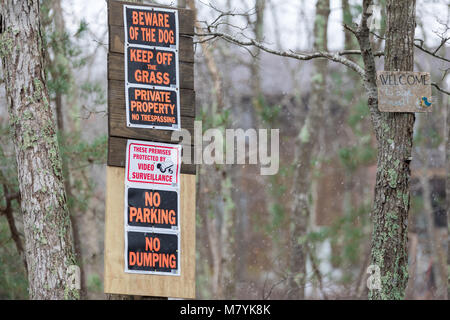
xmin=104 ymin=0 xmax=196 ymax=299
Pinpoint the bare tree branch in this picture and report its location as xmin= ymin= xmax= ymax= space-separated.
xmin=194 ymin=31 xmax=365 ymax=77
xmin=414 ymin=39 xmax=450 ymax=63
xmin=432 ymin=82 xmax=450 ymax=96
xmin=0 ymin=177 xmax=26 ymax=274
xmin=361 ymin=29 xmax=450 ymax=63
xmin=353 ymin=0 xmax=382 ymax=136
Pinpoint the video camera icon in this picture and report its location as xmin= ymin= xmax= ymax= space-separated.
xmin=157 ymin=160 xmax=174 ymax=175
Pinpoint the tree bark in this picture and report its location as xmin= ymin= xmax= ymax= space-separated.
xmin=446 ymin=55 xmax=450 ymax=301
xmin=444 ymin=9 xmax=450 ymax=298
xmin=288 ymin=0 xmax=330 ymax=300
xmin=368 ymin=0 xmax=416 ymax=300
xmin=250 ymin=0 xmax=265 ymax=100
xmin=0 ymin=0 xmax=79 ymax=299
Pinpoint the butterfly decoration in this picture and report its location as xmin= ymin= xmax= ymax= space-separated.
xmin=420 ymin=96 xmax=432 ymax=108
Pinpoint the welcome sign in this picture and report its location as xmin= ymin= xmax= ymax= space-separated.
xmin=377 ymin=71 xmax=432 ymax=113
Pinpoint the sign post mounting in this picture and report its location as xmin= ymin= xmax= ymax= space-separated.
xmin=104 ymin=0 xmax=196 ymax=299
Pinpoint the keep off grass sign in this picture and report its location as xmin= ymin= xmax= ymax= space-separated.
xmin=377 ymin=71 xmax=432 ymax=113
xmin=125 ymin=139 xmax=181 ymax=275
xmin=124 ymin=5 xmax=181 ymax=130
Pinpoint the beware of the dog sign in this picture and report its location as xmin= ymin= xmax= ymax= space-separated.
xmin=124 ymin=5 xmax=178 ymax=48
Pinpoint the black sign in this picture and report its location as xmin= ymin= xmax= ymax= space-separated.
xmin=127 ymin=87 xmax=179 ymax=128
xmin=125 ymin=6 xmax=177 ymax=48
xmin=127 ymin=231 xmax=179 ymax=273
xmin=127 ymin=187 xmax=178 ymax=229
xmin=127 ymin=46 xmax=177 ymax=88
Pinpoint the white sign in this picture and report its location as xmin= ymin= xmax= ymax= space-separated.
xmin=126 ymin=139 xmax=181 ymax=188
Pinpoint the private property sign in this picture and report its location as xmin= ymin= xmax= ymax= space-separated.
xmin=377 ymin=71 xmax=432 ymax=113
xmin=124 ymin=5 xmax=181 ymax=130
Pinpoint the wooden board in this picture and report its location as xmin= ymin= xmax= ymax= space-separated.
xmin=106 ymin=0 xmax=196 ymax=156
xmin=108 ymin=136 xmax=196 ymax=174
xmin=377 ymin=71 xmax=432 ymax=113
xmin=108 ymin=117 xmax=195 ymax=145
xmin=108 ymin=110 xmax=195 ymax=145
xmin=104 ymin=166 xmax=196 ymax=298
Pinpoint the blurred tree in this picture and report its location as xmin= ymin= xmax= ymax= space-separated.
xmin=288 ymin=0 xmax=330 ymax=300
xmin=190 ymin=0 xmax=237 ymax=299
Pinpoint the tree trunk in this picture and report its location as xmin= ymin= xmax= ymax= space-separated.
xmin=419 ymin=158 xmax=447 ymax=299
xmin=250 ymin=0 xmax=265 ymax=101
xmin=189 ymin=0 xmax=237 ymax=299
xmin=444 ymin=9 xmax=450 ymax=297
xmin=288 ymin=0 xmax=330 ymax=300
xmin=0 ymin=0 xmax=79 ymax=299
xmin=369 ymin=0 xmax=416 ymax=300
xmin=447 ymin=58 xmax=450 ymax=300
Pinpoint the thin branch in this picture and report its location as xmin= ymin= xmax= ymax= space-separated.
xmin=354 ymin=0 xmax=382 ymax=137
xmin=343 ymin=23 xmax=358 ymax=36
xmin=432 ymin=36 xmax=449 ymax=55
xmin=194 ymin=31 xmax=365 ymax=77
xmin=339 ymin=49 xmax=384 ymax=57
xmin=432 ymin=82 xmax=450 ymax=96
xmin=262 ymin=276 xmax=287 ymax=300
xmin=306 ymin=245 xmax=328 ymax=300
xmin=0 ymin=181 xmax=27 ymax=274
xmin=414 ymin=39 xmax=450 ymax=63
xmin=366 ymin=31 xmax=450 ymax=63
